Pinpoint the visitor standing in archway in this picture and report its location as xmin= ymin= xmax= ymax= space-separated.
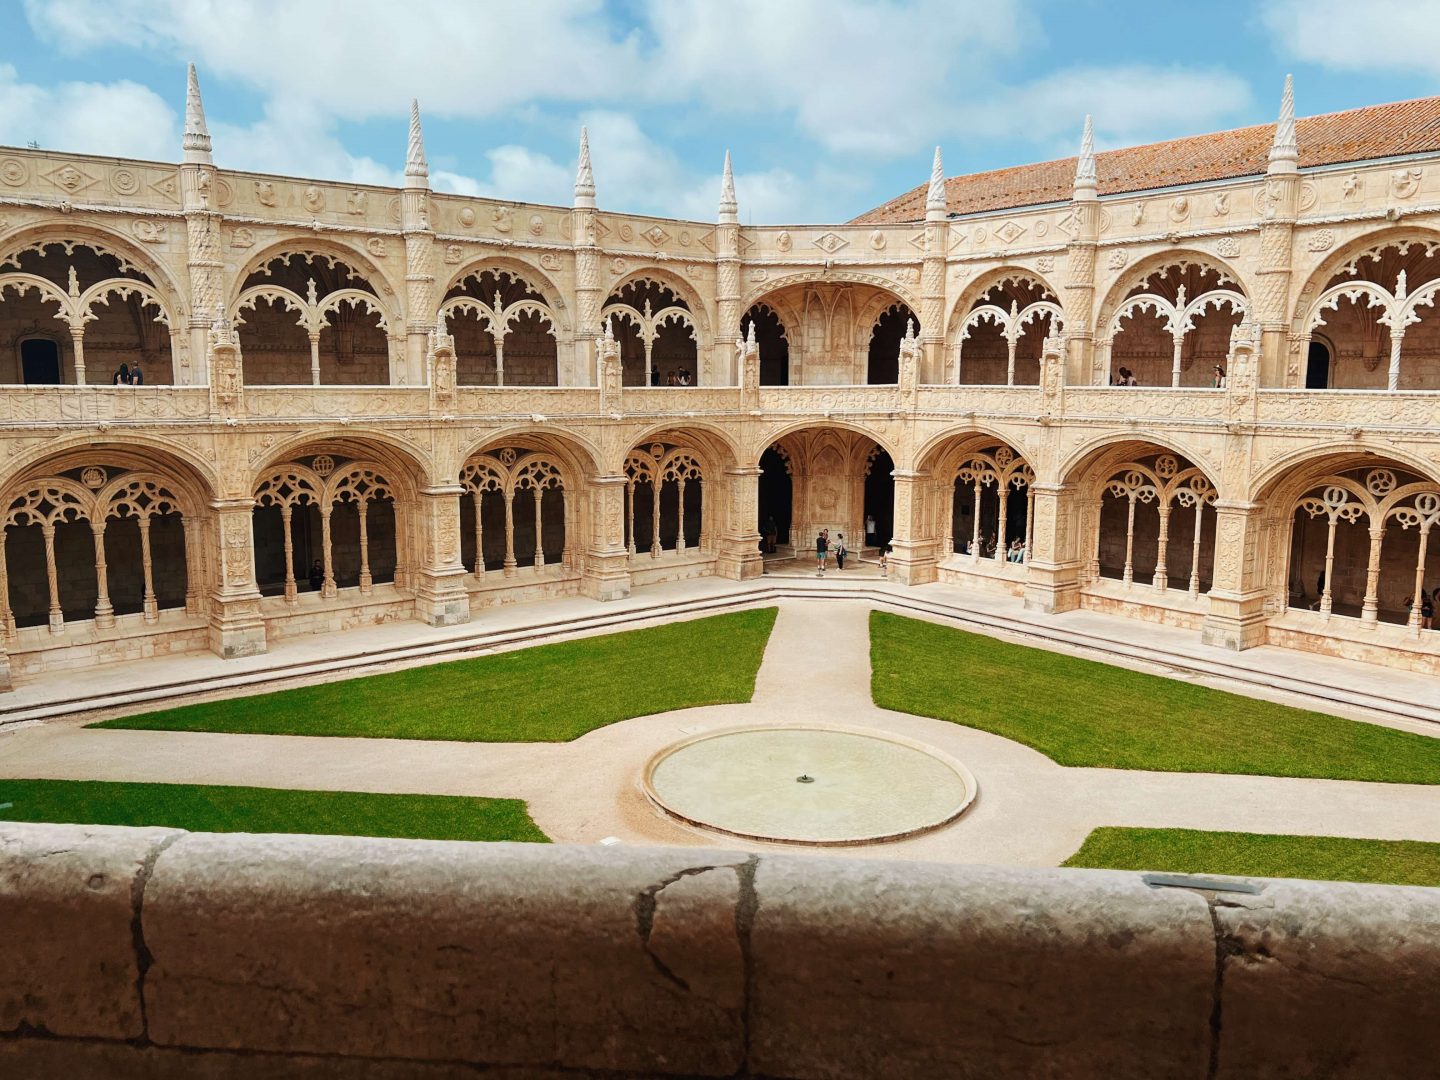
xmin=815 ymin=530 xmax=828 ymax=575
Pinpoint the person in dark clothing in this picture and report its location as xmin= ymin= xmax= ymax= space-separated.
xmin=309 ymin=559 xmax=324 ymax=591
xmin=113 ymin=363 xmax=130 ymax=385
xmin=834 ymin=533 xmax=847 ymax=570
xmin=815 ymin=531 xmax=828 ymax=575
xmin=129 ymin=363 xmax=144 ymax=385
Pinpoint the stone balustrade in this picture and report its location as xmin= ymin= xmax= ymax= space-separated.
xmin=0 ymin=383 xmax=1434 ymax=438
xmin=3 ymin=820 xmax=1437 ymax=1078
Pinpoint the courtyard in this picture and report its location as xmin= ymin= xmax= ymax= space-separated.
xmin=2 ymin=579 xmax=1437 ymax=885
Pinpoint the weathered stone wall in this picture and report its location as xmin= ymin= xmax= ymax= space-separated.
xmin=3 ymin=821 xmax=1439 ymax=1079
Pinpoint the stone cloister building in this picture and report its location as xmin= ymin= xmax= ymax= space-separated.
xmin=1 ymin=67 xmax=1439 ymax=688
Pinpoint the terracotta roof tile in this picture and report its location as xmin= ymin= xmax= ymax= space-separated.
xmin=850 ymin=96 xmax=1440 ymax=225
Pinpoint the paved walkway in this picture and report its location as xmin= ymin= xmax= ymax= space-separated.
xmin=1 ymin=598 xmax=1437 ymax=866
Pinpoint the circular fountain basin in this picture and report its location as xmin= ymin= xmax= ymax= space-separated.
xmin=644 ymin=725 xmax=976 ymax=845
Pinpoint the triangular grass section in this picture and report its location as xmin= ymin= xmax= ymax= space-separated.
xmin=869 ymin=611 xmax=1440 ymax=784
xmin=94 ymin=607 xmax=777 ymax=742
xmin=1064 ymin=826 xmax=1440 ymax=887
xmin=0 ymin=778 xmax=548 ymax=842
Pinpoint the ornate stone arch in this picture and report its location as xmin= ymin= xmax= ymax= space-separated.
xmin=943 ymin=266 xmax=1064 ymax=341
xmin=0 ymin=222 xmax=189 ymax=324
xmin=609 ymin=267 xmax=711 ymax=340
xmin=619 ymin=420 xmax=741 ymax=476
xmin=1058 ymin=432 xmax=1220 ymax=496
xmin=915 ymin=425 xmax=1038 ymax=477
xmin=1288 ymin=225 xmax=1440 ymax=337
xmin=739 ymin=271 xmax=918 ymax=317
xmin=750 ymin=418 xmax=901 ymax=469
xmin=250 ymin=430 xmax=434 ymax=494
xmin=1096 ymin=249 xmax=1249 ymax=327
xmin=440 ymin=256 xmax=571 ymax=334
xmin=458 ymin=427 xmax=604 ymax=482
xmin=0 ymin=436 xmax=220 ymax=507
xmin=229 ymin=239 xmax=403 ymax=316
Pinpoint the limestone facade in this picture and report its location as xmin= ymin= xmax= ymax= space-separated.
xmin=2 ymin=70 xmax=1440 ymax=687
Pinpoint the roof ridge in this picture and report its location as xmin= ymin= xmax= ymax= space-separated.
xmin=850 ymin=94 xmax=1440 ymax=225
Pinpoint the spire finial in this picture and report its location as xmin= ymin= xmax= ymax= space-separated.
xmin=719 ymin=150 xmax=738 ymax=223
xmin=1269 ymin=74 xmax=1297 ymax=173
xmin=925 ymin=146 xmax=946 ymax=218
xmin=405 ymin=99 xmax=428 ymax=185
xmin=183 ymin=63 xmax=212 ymax=164
xmin=574 ymin=126 xmax=596 ymax=209
xmin=1073 ymin=115 xmax=1097 ymax=196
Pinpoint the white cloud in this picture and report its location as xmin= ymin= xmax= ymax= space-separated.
xmin=0 ymin=63 xmax=177 ymax=160
xmin=997 ymin=66 xmax=1256 ymax=151
xmin=1261 ymin=0 xmax=1440 ymax=77
xmin=641 ymin=0 xmax=1033 ymax=156
xmin=22 ymin=0 xmax=644 ymax=120
xmin=10 ymin=1 xmax=1269 ymax=221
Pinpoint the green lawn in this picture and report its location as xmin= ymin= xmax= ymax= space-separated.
xmin=1065 ymin=826 xmax=1440 ymax=887
xmin=869 ymin=611 xmax=1440 ymax=783
xmin=94 ymin=607 xmax=778 ymax=742
xmin=0 ymin=778 xmax=549 ymax=842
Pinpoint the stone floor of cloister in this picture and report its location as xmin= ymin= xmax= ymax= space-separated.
xmin=1 ymin=581 xmax=1437 ymax=866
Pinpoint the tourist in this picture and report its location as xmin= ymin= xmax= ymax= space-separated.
xmin=1008 ymin=537 xmax=1025 ymax=562
xmin=1125 ymin=368 xmax=1139 ymax=387
xmin=879 ymin=544 xmax=891 ymax=575
xmin=666 ymin=371 xmax=677 ymax=386
xmin=815 ymin=529 xmax=828 ymax=575
xmin=762 ymin=515 xmax=778 ymax=554
xmin=1424 ymin=589 xmax=1435 ymax=631
xmin=112 ymin=363 xmax=130 ymax=385
xmin=865 ymin=513 xmax=876 ymax=547
xmin=309 ymin=559 xmax=324 ymax=592
xmin=834 ymin=533 xmax=848 ymax=570
xmin=129 ymin=362 xmax=144 ymax=385
xmin=1310 ymin=570 xmax=1326 ymax=610
xmin=1212 ymin=364 xmax=1226 ymax=389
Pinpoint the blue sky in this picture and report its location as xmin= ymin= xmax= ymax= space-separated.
xmin=2 ymin=0 xmax=1437 ymax=223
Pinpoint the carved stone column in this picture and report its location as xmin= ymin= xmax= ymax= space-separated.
xmin=571 ymin=128 xmax=602 ymax=388
xmin=402 ymin=100 xmax=436 ymax=388
xmin=1022 ymin=482 xmax=1083 ymax=614
xmin=920 ymin=147 xmax=949 ymax=383
xmin=1201 ymin=502 xmax=1268 ymax=651
xmin=888 ymin=469 xmax=937 ymax=585
xmin=1064 ymin=117 xmax=1100 ymax=385
xmin=716 ymin=466 xmax=763 ymax=581
xmin=181 ymin=195 xmax=220 ymax=387
xmin=181 ymin=64 xmax=217 ymax=387
xmin=1257 ymin=76 xmax=1299 ymax=387
xmin=715 ymin=226 xmax=741 ymax=388
xmin=207 ymin=498 xmax=267 ymax=659
xmin=580 ymin=474 xmax=631 ymax=601
xmin=412 ymin=484 xmax=471 ymax=627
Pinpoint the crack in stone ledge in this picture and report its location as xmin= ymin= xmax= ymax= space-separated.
xmin=129 ymin=830 xmax=185 ymax=1047
xmin=634 ymin=860 xmax=749 ymax=996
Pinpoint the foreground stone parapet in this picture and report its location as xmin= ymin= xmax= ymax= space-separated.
xmin=0 ymin=822 xmax=180 ymax=1041
xmin=750 ymin=858 xmax=1216 ymax=1078
xmin=2 ymin=822 xmax=1438 ymax=1078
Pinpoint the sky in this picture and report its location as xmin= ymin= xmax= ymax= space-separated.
xmin=1 ymin=0 xmax=1438 ymax=225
